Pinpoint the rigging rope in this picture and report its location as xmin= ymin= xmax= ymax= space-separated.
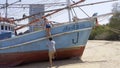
xmin=109 ymin=28 xmax=120 ymax=34
xmin=70 ymin=0 xmax=78 ymax=18
xmin=98 ymin=15 xmax=111 ymax=22
xmin=106 ymin=26 xmax=120 ymax=34
xmin=72 ymin=0 xmax=90 ymax=18
xmin=12 ymin=0 xmax=118 ymax=30
xmin=13 ymin=0 xmax=85 ymax=21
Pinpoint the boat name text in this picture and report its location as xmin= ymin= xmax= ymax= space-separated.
xmin=63 ymin=24 xmax=85 ymax=32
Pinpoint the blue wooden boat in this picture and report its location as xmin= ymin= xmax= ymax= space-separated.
xmin=0 ymin=0 xmax=117 ymax=66
xmin=0 ymin=19 xmax=95 ymax=66
xmin=0 ymin=0 xmax=103 ymax=66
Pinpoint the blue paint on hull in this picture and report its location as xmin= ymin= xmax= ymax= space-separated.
xmin=0 ymin=32 xmax=12 ymax=40
xmin=0 ymin=21 xmax=94 ymax=53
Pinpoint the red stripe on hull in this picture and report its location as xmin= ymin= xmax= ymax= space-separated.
xmin=0 ymin=46 xmax=85 ymax=67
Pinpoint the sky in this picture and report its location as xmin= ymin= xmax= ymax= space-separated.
xmin=0 ymin=0 xmax=119 ymax=32
xmin=0 ymin=0 xmax=119 ymax=23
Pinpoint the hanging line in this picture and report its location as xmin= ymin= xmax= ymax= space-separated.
xmin=70 ymin=7 xmax=80 ymax=22
xmin=71 ymin=0 xmax=90 ymax=18
xmin=69 ymin=0 xmax=78 ymax=17
xmin=70 ymin=9 xmax=74 ymax=18
xmin=71 ymin=7 xmax=78 ymax=17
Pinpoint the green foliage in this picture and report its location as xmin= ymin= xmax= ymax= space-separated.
xmin=108 ymin=13 xmax=120 ymax=40
xmin=89 ymin=25 xmax=109 ymax=40
xmin=109 ymin=13 xmax=120 ymax=30
xmin=89 ymin=13 xmax=120 ymax=40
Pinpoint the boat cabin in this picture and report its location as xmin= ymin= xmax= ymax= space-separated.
xmin=0 ymin=22 xmax=15 ymax=33
xmin=0 ymin=17 xmax=15 ymax=40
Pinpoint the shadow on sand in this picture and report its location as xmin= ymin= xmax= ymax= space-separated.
xmin=14 ymin=58 xmax=107 ymax=68
xmin=15 ymin=58 xmax=83 ymax=68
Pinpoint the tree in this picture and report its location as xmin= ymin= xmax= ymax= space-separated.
xmin=89 ymin=2 xmax=120 ymax=40
xmin=89 ymin=25 xmax=108 ymax=40
xmin=112 ymin=2 xmax=120 ymax=14
xmin=109 ymin=13 xmax=120 ymax=29
xmin=108 ymin=13 xmax=120 ymax=40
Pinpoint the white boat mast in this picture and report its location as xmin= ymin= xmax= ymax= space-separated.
xmin=5 ymin=0 xmax=8 ymax=18
xmin=67 ymin=0 xmax=72 ymax=23
xmin=4 ymin=0 xmax=21 ymax=18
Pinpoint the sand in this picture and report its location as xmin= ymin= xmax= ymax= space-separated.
xmin=15 ymin=40 xmax=120 ymax=68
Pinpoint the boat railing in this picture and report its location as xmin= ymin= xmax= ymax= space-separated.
xmin=0 ymin=27 xmax=92 ymax=50
xmin=0 ymin=19 xmax=93 ymax=48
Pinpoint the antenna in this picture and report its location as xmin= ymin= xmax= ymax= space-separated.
xmin=5 ymin=0 xmax=8 ymax=18
xmin=5 ymin=0 xmax=22 ymax=18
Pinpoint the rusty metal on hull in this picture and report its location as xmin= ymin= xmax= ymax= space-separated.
xmin=0 ymin=46 xmax=85 ymax=67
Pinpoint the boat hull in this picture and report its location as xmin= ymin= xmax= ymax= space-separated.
xmin=0 ymin=46 xmax=85 ymax=67
xmin=0 ymin=20 xmax=95 ymax=67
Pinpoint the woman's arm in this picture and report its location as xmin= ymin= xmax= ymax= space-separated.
xmin=50 ymin=21 xmax=54 ymax=27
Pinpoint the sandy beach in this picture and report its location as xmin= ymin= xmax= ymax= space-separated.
xmin=15 ymin=40 xmax=120 ymax=68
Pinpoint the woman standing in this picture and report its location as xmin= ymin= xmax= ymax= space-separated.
xmin=43 ymin=18 xmax=54 ymax=37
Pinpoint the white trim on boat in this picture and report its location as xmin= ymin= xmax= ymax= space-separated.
xmin=0 ymin=27 xmax=92 ymax=50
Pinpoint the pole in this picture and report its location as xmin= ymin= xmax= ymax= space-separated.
xmin=5 ymin=0 xmax=21 ymax=18
xmin=5 ymin=0 xmax=8 ymax=18
xmin=67 ymin=0 xmax=72 ymax=23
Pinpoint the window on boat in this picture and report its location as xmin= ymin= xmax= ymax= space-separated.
xmin=11 ymin=27 xmax=14 ymax=31
xmin=9 ymin=26 xmax=11 ymax=30
xmin=5 ymin=26 xmax=7 ymax=30
xmin=1 ymin=25 xmax=4 ymax=30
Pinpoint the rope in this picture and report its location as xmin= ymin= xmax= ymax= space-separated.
xmin=71 ymin=0 xmax=90 ymax=18
xmin=106 ymin=26 xmax=120 ymax=34
xmin=14 ymin=0 xmax=85 ymax=21
xmin=71 ymin=7 xmax=78 ymax=17
xmin=109 ymin=28 xmax=120 ymax=34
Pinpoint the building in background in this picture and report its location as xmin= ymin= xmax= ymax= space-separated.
xmin=29 ymin=4 xmax=44 ymax=32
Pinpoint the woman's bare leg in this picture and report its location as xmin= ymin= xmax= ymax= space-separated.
xmin=49 ymin=52 xmax=53 ymax=67
xmin=46 ymin=28 xmax=51 ymax=37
